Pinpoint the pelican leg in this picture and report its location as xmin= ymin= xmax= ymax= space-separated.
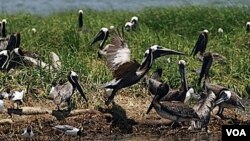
xmin=105 ymin=89 xmax=117 ymax=105
xmin=216 ymin=106 xmax=225 ymax=119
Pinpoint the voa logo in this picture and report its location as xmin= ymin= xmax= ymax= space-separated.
xmin=226 ymin=129 xmax=246 ymax=136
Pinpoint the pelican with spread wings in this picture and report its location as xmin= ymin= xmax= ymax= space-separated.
xmin=103 ymin=28 xmax=184 ymax=105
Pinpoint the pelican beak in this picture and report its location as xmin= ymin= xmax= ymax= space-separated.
xmin=153 ymin=48 xmax=184 ymax=60
xmin=198 ymin=52 xmax=213 ymax=86
xmin=72 ymin=77 xmax=88 ymax=102
xmin=146 ymin=94 xmax=158 ymax=114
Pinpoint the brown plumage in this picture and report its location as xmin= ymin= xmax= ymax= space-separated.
xmin=198 ymin=52 xmax=245 ymax=119
xmin=103 ymin=28 xmax=184 ymax=105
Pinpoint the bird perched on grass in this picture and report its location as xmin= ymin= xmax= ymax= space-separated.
xmin=78 ymin=10 xmax=84 ymax=31
xmin=49 ymin=71 xmax=88 ymax=111
xmin=125 ymin=16 xmax=139 ymax=31
xmin=191 ymin=29 xmax=226 ymax=63
xmin=0 ymin=19 xmax=7 ymax=38
xmin=198 ymin=52 xmax=245 ymax=119
xmin=246 ymin=22 xmax=250 ymax=33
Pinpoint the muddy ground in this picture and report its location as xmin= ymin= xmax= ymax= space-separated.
xmin=0 ymin=90 xmax=249 ymax=141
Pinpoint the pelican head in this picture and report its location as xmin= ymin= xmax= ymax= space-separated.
xmin=145 ymin=45 xmax=184 ymax=60
xmin=101 ymin=27 xmax=108 ymax=32
xmin=68 ymin=71 xmax=88 ymax=102
xmin=246 ymin=22 xmax=250 ymax=32
xmin=203 ymin=29 xmax=209 ymax=33
xmin=78 ymin=10 xmax=83 ymax=14
xmin=215 ymin=90 xmax=231 ymax=105
xmin=130 ymin=16 xmax=138 ymax=24
xmin=125 ymin=22 xmax=132 ymax=31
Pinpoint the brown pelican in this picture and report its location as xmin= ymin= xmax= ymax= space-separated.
xmin=146 ymin=83 xmax=200 ymax=127
xmin=103 ymin=29 xmax=184 ymax=105
xmin=1 ymin=19 xmax=7 ymax=38
xmin=198 ymin=52 xmax=245 ymax=119
xmin=78 ymin=10 xmax=83 ymax=30
xmin=190 ymin=90 xmax=216 ymax=132
xmin=191 ymin=29 xmax=208 ymax=58
xmin=49 ymin=71 xmax=88 ymax=111
xmin=246 ymin=22 xmax=250 ymax=33
xmin=191 ymin=29 xmax=226 ymax=63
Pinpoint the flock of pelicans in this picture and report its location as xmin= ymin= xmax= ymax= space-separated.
xmin=0 ymin=9 xmax=249 ymax=139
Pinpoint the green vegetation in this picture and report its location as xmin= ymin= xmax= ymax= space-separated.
xmin=0 ymin=6 xmax=250 ymax=108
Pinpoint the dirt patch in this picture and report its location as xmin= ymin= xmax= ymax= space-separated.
xmin=0 ymin=92 xmax=249 ymax=141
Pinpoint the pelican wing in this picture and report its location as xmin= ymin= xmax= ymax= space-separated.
xmin=106 ymin=34 xmax=134 ymax=78
xmin=56 ymin=82 xmax=74 ymax=100
xmin=160 ymin=101 xmax=198 ymax=118
xmin=191 ymin=32 xmax=207 ymax=56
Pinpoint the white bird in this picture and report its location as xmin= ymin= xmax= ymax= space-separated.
xmin=22 ymin=126 xmax=34 ymax=139
xmin=8 ymin=90 xmax=25 ymax=109
xmin=218 ymin=28 xmax=223 ymax=33
xmin=53 ymin=125 xmax=82 ymax=136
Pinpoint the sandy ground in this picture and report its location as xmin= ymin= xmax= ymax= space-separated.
xmin=0 ymin=89 xmax=249 ymax=141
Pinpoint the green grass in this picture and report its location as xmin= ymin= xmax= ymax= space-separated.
xmin=0 ymin=6 xmax=250 ymax=106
